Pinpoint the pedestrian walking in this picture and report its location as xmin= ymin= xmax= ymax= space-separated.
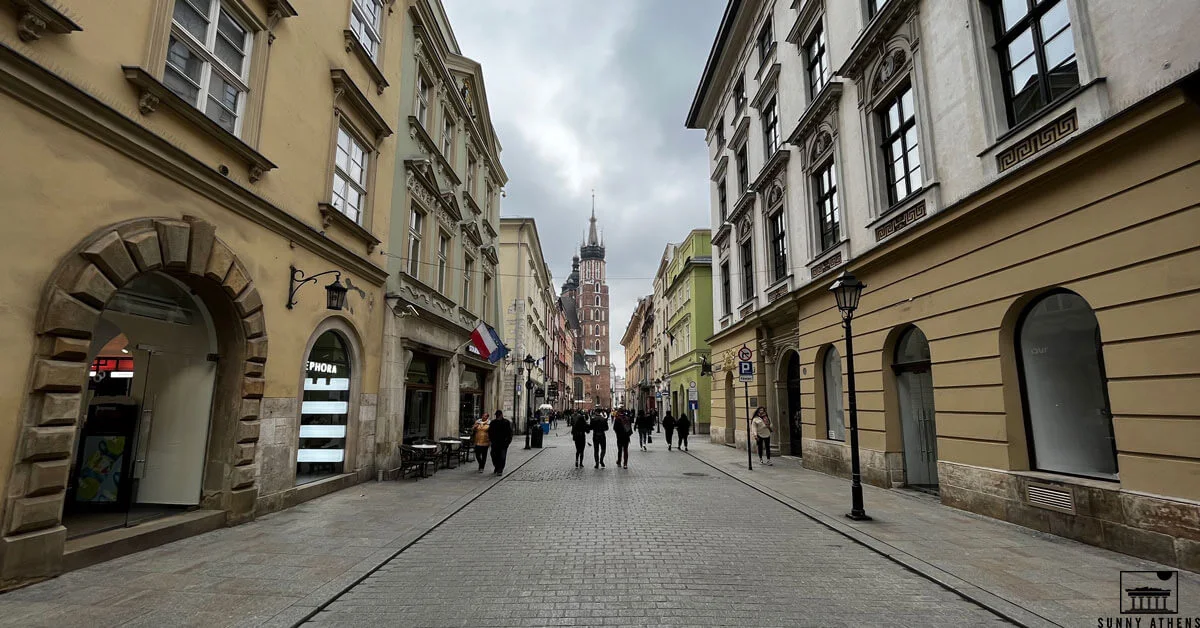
xmin=590 ymin=411 xmax=609 ymax=468
xmin=662 ymin=411 xmax=676 ymax=451
xmin=636 ymin=412 xmax=654 ymax=451
xmin=613 ymin=410 xmax=633 ymax=469
xmin=471 ymin=413 xmax=491 ymax=473
xmin=488 ymin=410 xmax=513 ymax=475
xmin=571 ymin=411 xmax=590 ymax=467
xmin=676 ymin=413 xmax=691 ymax=451
xmin=752 ymin=407 xmax=774 ymax=465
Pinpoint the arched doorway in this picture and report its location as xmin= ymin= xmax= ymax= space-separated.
xmin=893 ymin=326 xmax=938 ymax=492
xmin=1016 ymin=290 xmax=1117 ymax=479
xmin=784 ymin=352 xmax=802 ymax=456
xmin=724 ymin=371 xmax=735 ymax=445
xmin=297 ymin=331 xmax=352 ymax=485
xmin=819 ymin=346 xmax=846 ymax=441
xmin=66 ymin=273 xmax=219 ymax=534
xmin=4 ymin=218 xmax=268 ymax=582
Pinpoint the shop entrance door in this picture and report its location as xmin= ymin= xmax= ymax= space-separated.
xmin=893 ymin=327 xmax=939 ymax=493
xmin=785 ymin=353 xmax=803 ymax=456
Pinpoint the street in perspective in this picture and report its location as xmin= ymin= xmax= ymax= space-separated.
xmin=0 ymin=0 xmax=1198 ymax=626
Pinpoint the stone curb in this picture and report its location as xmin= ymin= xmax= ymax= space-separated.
xmin=685 ymin=449 xmax=1062 ymax=628
xmin=261 ymin=448 xmax=548 ymax=628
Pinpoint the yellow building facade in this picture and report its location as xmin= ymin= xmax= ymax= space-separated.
xmin=0 ymin=0 xmax=402 ymax=585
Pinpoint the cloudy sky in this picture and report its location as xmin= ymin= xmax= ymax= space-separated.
xmin=443 ymin=0 xmax=726 ymax=376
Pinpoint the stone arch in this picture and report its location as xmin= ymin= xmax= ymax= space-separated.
xmin=773 ymin=348 xmax=802 ymax=455
xmin=3 ymin=217 xmax=268 ymax=582
xmin=868 ymin=37 xmax=913 ymax=101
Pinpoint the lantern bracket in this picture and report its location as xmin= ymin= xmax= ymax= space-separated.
xmin=287 ymin=265 xmax=346 ymax=310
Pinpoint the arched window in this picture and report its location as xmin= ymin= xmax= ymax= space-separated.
xmin=299 ymin=331 xmax=351 ymax=482
xmin=573 ymin=377 xmax=583 ymax=400
xmin=823 ymin=346 xmax=845 ymax=441
xmin=1017 ymin=291 xmax=1117 ymax=479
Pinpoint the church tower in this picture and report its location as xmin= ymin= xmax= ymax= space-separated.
xmin=563 ymin=198 xmax=611 ymax=410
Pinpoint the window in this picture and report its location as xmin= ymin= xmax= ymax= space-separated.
xmin=442 ymin=116 xmax=455 ymax=159
xmin=756 ymin=19 xmax=774 ymax=66
xmin=720 ymin=261 xmax=731 ymax=315
xmin=416 ymin=74 xmax=430 ymax=128
xmin=867 ymin=0 xmax=888 ymax=19
xmin=1017 ymin=290 xmax=1117 ymax=479
xmin=467 ymin=154 xmax=477 ymax=196
xmin=331 ymin=126 xmax=369 ymax=224
xmin=822 ymin=347 xmax=845 ymax=440
xmin=482 ymin=275 xmax=492 ymax=313
xmin=485 ymin=181 xmax=495 ymax=216
xmin=815 ymin=160 xmax=840 ymax=251
xmin=740 ymin=240 xmax=754 ymax=301
xmin=768 ymin=211 xmax=787 ymax=281
xmin=349 ymin=0 xmax=383 ymax=59
xmin=715 ymin=117 xmax=725 ymax=148
xmin=879 ymin=85 xmax=921 ymax=206
xmin=734 ymin=74 xmax=746 ymax=112
xmin=595 ymin=295 xmax=601 ymax=307
xmin=735 ymin=145 xmax=749 ymax=192
xmin=165 ymin=0 xmax=253 ymax=135
xmin=762 ymin=97 xmax=780 ymax=158
xmin=717 ymin=177 xmax=728 ymax=222
xmin=463 ymin=256 xmax=474 ymax=307
xmin=298 ymin=331 xmax=351 ymax=480
xmin=991 ymin=0 xmax=1078 ymax=126
xmin=407 ymin=207 xmax=423 ymax=277
xmin=806 ymin=23 xmax=830 ymax=98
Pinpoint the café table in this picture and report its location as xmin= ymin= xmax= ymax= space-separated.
xmin=458 ymin=435 xmax=473 ymax=463
xmin=412 ymin=443 xmax=439 ymax=473
xmin=437 ymin=438 xmax=461 ymax=468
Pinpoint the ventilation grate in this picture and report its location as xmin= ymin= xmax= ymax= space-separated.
xmin=1026 ymin=483 xmax=1076 ymax=514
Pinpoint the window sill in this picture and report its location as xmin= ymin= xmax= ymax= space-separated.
xmin=765 ymin=274 xmax=792 ymax=303
xmin=123 ymin=65 xmax=276 ymax=182
xmin=318 ymin=203 xmax=381 ymax=253
xmin=5 ymin=0 xmax=82 ymax=42
xmin=807 ymin=243 xmax=846 ymax=280
xmin=982 ymin=78 xmax=1102 ymax=153
xmin=977 ymin=79 xmax=1105 ymax=177
xmin=342 ymin=30 xmax=389 ymax=95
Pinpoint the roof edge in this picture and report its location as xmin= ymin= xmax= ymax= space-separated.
xmin=686 ymin=0 xmax=743 ymax=130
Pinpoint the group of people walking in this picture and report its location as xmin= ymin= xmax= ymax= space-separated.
xmin=568 ymin=408 xmax=694 ymax=469
xmin=464 ymin=406 xmax=776 ymax=475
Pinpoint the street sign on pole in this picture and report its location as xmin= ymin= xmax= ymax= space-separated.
xmin=737 ymin=346 xmax=753 ymax=361
xmin=687 ymin=387 xmax=698 ymax=401
xmin=738 ymin=360 xmax=754 ymax=382
xmin=744 ymin=380 xmax=753 ymax=471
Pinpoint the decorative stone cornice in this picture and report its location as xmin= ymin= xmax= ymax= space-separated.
xmin=318 ymin=203 xmax=381 ymax=253
xmin=837 ymin=0 xmax=918 ymax=82
xmin=342 ymin=31 xmax=388 ymax=95
xmin=729 ymin=188 xmax=757 ymax=224
xmin=331 ymin=69 xmax=391 ymax=143
xmin=751 ymin=149 xmax=790 ymax=192
xmin=407 ymin=116 xmax=461 ymax=187
xmin=787 ymin=79 xmax=843 ymax=145
xmin=731 ymin=114 xmax=751 ymax=148
xmin=785 ymin=0 xmax=824 ymax=45
xmin=4 ymin=0 xmax=80 ymax=42
xmin=122 ymin=66 xmax=277 ymax=182
xmin=711 ymin=154 xmax=728 ymax=181
xmin=751 ymin=63 xmax=781 ymax=110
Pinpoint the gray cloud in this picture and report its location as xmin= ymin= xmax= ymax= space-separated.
xmin=444 ymin=0 xmax=726 ymax=372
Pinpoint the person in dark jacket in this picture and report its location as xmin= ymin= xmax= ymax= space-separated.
xmin=613 ymin=410 xmax=634 ymax=469
xmin=487 ymin=410 xmax=514 ymax=475
xmin=676 ymin=413 xmax=691 ymax=451
xmin=571 ymin=412 xmax=591 ymax=468
xmin=589 ymin=411 xmax=609 ymax=468
xmin=662 ymin=411 xmax=676 ymax=451
xmin=635 ymin=412 xmax=654 ymax=451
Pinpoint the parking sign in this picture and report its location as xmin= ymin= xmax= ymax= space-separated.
xmin=738 ymin=360 xmax=754 ymax=382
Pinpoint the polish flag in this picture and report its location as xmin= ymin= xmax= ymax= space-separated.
xmin=470 ymin=322 xmax=509 ymax=363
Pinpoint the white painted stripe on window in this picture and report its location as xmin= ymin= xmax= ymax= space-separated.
xmin=301 ymin=401 xmax=348 ymax=415
xmin=297 ymin=449 xmax=344 ymax=463
xmin=304 ymin=377 xmax=350 ymax=391
xmin=299 ymin=425 xmax=347 ymax=439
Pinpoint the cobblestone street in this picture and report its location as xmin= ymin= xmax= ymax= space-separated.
xmin=306 ymin=436 xmax=1008 ymax=627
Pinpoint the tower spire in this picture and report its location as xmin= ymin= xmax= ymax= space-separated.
xmin=587 ymin=190 xmax=599 ymax=246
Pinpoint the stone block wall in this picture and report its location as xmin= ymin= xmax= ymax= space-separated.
xmin=801 ymin=440 xmax=903 ymax=488
xmin=255 ymin=397 xmax=298 ymax=496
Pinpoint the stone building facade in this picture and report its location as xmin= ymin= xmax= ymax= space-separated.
xmin=498 ymin=217 xmax=555 ymax=428
xmin=688 ymin=0 xmax=1200 ymax=568
xmin=560 ymin=211 xmax=611 ymax=411
xmin=378 ymin=0 xmax=506 ymax=455
xmin=0 ymin=0 xmax=403 ymax=585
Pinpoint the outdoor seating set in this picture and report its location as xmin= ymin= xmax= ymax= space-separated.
xmin=396 ymin=434 xmax=473 ymax=479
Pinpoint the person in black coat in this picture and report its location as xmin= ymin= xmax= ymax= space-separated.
xmin=571 ymin=412 xmax=591 ymax=468
xmin=635 ymin=412 xmax=654 ymax=451
xmin=676 ymin=413 xmax=692 ymax=452
xmin=613 ymin=410 xmax=634 ymax=469
xmin=589 ymin=411 xmax=610 ymax=468
xmin=487 ymin=410 xmax=514 ymax=475
xmin=662 ymin=411 xmax=676 ymax=451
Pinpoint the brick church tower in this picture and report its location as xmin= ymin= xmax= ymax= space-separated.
xmin=561 ymin=205 xmax=611 ymax=410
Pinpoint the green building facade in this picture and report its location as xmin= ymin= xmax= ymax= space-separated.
xmin=665 ymin=229 xmax=714 ymax=433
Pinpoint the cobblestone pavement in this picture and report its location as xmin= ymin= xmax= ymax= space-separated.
xmin=307 ymin=435 xmax=1010 ymax=627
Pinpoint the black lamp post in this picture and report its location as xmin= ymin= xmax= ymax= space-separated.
xmin=830 ymin=270 xmax=870 ymax=521
xmin=523 ymin=354 xmax=535 ymax=449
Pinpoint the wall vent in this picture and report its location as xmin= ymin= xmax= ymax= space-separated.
xmin=1026 ymin=483 xmax=1076 ymax=514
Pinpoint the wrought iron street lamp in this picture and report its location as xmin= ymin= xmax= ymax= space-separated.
xmin=829 ymin=270 xmax=871 ymax=521
xmin=523 ymin=354 xmax=535 ymax=449
xmin=288 ymin=266 xmax=348 ymax=310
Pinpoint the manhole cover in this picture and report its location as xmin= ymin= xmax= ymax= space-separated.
xmin=682 ymin=472 xmax=708 ymax=477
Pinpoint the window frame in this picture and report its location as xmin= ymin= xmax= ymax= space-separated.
xmin=878 ymin=83 xmax=921 ymax=208
xmin=734 ymin=73 xmax=746 ymax=113
xmin=814 ymin=159 xmax=841 ymax=252
xmin=739 ymin=239 xmax=755 ymax=302
xmin=415 ymin=72 xmax=431 ymax=129
xmin=735 ymin=144 xmax=749 ymax=193
xmin=330 ymin=123 xmax=371 ymax=225
xmin=717 ymin=176 xmax=728 ymax=223
xmin=762 ymin=96 xmax=780 ymax=158
xmin=756 ymin=18 xmax=774 ymax=67
xmin=767 ymin=209 xmax=787 ymax=283
xmin=805 ymin=22 xmax=830 ymax=99
xmin=989 ymin=0 xmax=1079 ymax=127
xmin=164 ymin=0 xmax=254 ymax=136
xmin=463 ymin=255 xmax=474 ymax=308
xmin=407 ymin=205 xmax=424 ymax=278
xmin=441 ymin=114 xmax=455 ymax=161
xmin=348 ymin=0 xmax=383 ymax=60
